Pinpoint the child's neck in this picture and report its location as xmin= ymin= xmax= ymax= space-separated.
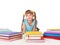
xmin=28 ymin=20 xmax=33 ymax=25
xmin=28 ymin=20 xmax=32 ymax=23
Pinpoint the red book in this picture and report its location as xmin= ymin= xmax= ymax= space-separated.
xmin=44 ymin=36 xmax=60 ymax=40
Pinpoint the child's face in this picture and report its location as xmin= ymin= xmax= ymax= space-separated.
xmin=26 ymin=14 xmax=33 ymax=21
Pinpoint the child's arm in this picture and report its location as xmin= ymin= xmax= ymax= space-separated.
xmin=33 ymin=19 xmax=37 ymax=31
xmin=21 ymin=22 xmax=26 ymax=34
xmin=33 ymin=25 xmax=37 ymax=31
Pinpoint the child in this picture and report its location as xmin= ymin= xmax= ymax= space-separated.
xmin=21 ymin=10 xmax=39 ymax=34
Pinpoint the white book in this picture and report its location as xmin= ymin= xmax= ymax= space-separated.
xmin=26 ymin=36 xmax=41 ymax=39
xmin=0 ymin=34 xmax=21 ymax=36
xmin=26 ymin=35 xmax=43 ymax=37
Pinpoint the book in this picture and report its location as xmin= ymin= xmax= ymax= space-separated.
xmin=26 ymin=36 xmax=42 ymax=40
xmin=26 ymin=31 xmax=42 ymax=35
xmin=25 ymin=31 xmax=44 ymax=40
xmin=44 ymin=36 xmax=60 ymax=40
xmin=47 ymin=28 xmax=60 ymax=31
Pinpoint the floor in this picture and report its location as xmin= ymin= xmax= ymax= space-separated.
xmin=0 ymin=38 xmax=60 ymax=45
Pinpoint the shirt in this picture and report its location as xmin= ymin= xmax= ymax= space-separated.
xmin=23 ymin=19 xmax=37 ymax=32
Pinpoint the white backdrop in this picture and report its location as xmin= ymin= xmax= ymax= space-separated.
xmin=0 ymin=0 xmax=60 ymax=32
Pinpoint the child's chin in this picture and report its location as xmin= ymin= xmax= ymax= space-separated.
xmin=28 ymin=20 xmax=32 ymax=21
xmin=28 ymin=19 xmax=33 ymax=21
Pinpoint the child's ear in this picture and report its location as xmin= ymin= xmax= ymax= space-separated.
xmin=23 ymin=14 xmax=26 ymax=19
xmin=33 ymin=16 xmax=35 ymax=19
xmin=24 ymin=15 xmax=26 ymax=19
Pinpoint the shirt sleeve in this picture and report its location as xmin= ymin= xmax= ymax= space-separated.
xmin=23 ymin=19 xmax=27 ymax=24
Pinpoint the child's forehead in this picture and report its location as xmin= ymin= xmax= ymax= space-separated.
xmin=26 ymin=13 xmax=33 ymax=16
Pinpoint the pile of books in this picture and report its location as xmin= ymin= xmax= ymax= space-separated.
xmin=25 ymin=31 xmax=44 ymax=43
xmin=44 ymin=28 xmax=60 ymax=40
xmin=0 ymin=29 xmax=22 ymax=41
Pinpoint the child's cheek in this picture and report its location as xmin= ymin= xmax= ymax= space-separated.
xmin=26 ymin=17 xmax=30 ymax=20
xmin=26 ymin=16 xmax=33 ymax=20
xmin=26 ymin=17 xmax=29 ymax=19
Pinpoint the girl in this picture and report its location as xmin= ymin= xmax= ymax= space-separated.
xmin=21 ymin=10 xmax=39 ymax=34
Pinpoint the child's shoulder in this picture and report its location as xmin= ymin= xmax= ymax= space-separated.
xmin=23 ymin=19 xmax=27 ymax=23
xmin=24 ymin=19 xmax=27 ymax=21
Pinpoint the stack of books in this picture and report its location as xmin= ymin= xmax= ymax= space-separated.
xmin=0 ymin=29 xmax=22 ymax=41
xmin=0 ymin=32 xmax=22 ymax=41
xmin=25 ymin=31 xmax=44 ymax=43
xmin=44 ymin=28 xmax=60 ymax=40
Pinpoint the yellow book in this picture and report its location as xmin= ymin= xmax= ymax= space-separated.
xmin=26 ymin=31 xmax=42 ymax=35
xmin=47 ymin=28 xmax=60 ymax=31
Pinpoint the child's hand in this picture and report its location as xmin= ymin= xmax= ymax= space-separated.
xmin=21 ymin=32 xmax=25 ymax=35
xmin=33 ymin=29 xmax=36 ymax=31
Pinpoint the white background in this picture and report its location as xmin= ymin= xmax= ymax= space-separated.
xmin=0 ymin=0 xmax=60 ymax=45
xmin=0 ymin=0 xmax=60 ymax=32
